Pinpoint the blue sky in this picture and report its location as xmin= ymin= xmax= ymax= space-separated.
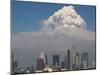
xmin=12 ymin=1 xmax=96 ymax=33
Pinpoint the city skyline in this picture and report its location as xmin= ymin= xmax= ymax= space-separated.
xmin=12 ymin=49 xmax=96 ymax=74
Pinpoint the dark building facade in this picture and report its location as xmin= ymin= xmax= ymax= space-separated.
xmin=45 ymin=53 xmax=48 ymax=65
xmin=36 ymin=58 xmax=44 ymax=70
xmin=53 ymin=54 xmax=60 ymax=67
xmin=61 ymin=61 xmax=65 ymax=69
xmin=64 ymin=56 xmax=67 ymax=68
xmin=67 ymin=49 xmax=70 ymax=70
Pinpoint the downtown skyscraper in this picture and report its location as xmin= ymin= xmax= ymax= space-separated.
xmin=53 ymin=54 xmax=60 ymax=66
xmin=67 ymin=49 xmax=70 ymax=70
xmin=81 ymin=52 xmax=89 ymax=69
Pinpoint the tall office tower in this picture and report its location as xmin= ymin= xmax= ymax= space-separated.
xmin=53 ymin=54 xmax=60 ymax=67
xmin=40 ymin=52 xmax=45 ymax=64
xmin=45 ymin=53 xmax=48 ymax=65
xmin=67 ymin=49 xmax=70 ymax=70
xmin=36 ymin=58 xmax=44 ymax=70
xmin=64 ymin=56 xmax=67 ymax=68
xmin=72 ymin=55 xmax=75 ymax=70
xmin=61 ymin=61 xmax=65 ymax=69
xmin=81 ymin=52 xmax=88 ymax=69
xmin=40 ymin=52 xmax=48 ymax=65
xmin=75 ymin=53 xmax=80 ymax=70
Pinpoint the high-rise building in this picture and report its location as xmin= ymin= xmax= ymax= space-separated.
xmin=75 ymin=53 xmax=80 ymax=70
xmin=67 ymin=49 xmax=70 ymax=70
xmin=81 ymin=52 xmax=88 ymax=69
xmin=64 ymin=56 xmax=67 ymax=68
xmin=53 ymin=54 xmax=60 ymax=67
xmin=45 ymin=53 xmax=48 ymax=65
xmin=36 ymin=58 xmax=44 ymax=70
xmin=40 ymin=52 xmax=45 ymax=64
xmin=72 ymin=55 xmax=75 ymax=70
xmin=40 ymin=52 xmax=48 ymax=65
xmin=61 ymin=61 xmax=65 ymax=69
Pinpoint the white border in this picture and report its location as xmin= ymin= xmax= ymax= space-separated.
xmin=0 ymin=0 xmax=100 ymax=75
xmin=19 ymin=0 xmax=97 ymax=5
xmin=0 ymin=0 xmax=10 ymax=75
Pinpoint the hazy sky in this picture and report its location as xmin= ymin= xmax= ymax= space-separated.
xmin=11 ymin=1 xmax=96 ymax=69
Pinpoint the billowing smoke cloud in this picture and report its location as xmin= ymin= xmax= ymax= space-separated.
xmin=42 ymin=6 xmax=86 ymax=31
xmin=12 ymin=6 xmax=95 ymax=68
xmin=41 ymin=6 xmax=95 ymax=40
